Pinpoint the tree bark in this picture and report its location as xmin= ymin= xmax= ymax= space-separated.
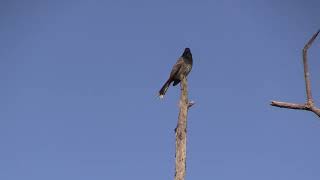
xmin=174 ymin=76 xmax=193 ymax=180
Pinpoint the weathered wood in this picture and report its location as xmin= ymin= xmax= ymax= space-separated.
xmin=271 ymin=30 xmax=320 ymax=118
xmin=174 ymin=76 xmax=189 ymax=180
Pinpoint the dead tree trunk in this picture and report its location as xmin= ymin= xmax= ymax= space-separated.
xmin=174 ymin=76 xmax=194 ymax=180
xmin=271 ymin=30 xmax=320 ymax=117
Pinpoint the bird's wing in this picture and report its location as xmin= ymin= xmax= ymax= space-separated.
xmin=169 ymin=57 xmax=184 ymax=77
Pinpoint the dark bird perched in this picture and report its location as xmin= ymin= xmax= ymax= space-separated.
xmin=159 ymin=48 xmax=193 ymax=98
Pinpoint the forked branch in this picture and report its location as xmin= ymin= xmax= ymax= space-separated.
xmin=271 ymin=30 xmax=320 ymax=117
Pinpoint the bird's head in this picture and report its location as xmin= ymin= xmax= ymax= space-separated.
xmin=182 ymin=48 xmax=192 ymax=58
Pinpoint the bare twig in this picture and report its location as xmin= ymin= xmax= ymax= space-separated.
xmin=174 ymin=76 xmax=193 ymax=180
xmin=271 ymin=30 xmax=320 ymax=117
xmin=188 ymin=101 xmax=195 ymax=108
xmin=303 ymin=30 xmax=320 ymax=104
xmin=271 ymin=101 xmax=308 ymax=110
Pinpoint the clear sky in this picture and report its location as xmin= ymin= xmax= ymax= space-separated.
xmin=1 ymin=0 xmax=320 ymax=179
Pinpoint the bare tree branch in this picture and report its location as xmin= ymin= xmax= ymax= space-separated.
xmin=271 ymin=30 xmax=320 ymax=117
xmin=271 ymin=101 xmax=308 ymax=110
xmin=303 ymin=29 xmax=320 ymax=104
xmin=174 ymin=76 xmax=193 ymax=180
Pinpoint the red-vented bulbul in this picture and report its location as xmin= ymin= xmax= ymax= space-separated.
xmin=159 ymin=48 xmax=193 ymax=98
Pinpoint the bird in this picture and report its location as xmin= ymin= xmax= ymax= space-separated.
xmin=159 ymin=48 xmax=193 ymax=98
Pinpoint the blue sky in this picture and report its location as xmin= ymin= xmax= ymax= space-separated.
xmin=1 ymin=0 xmax=320 ymax=179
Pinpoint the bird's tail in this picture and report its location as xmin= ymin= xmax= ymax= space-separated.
xmin=159 ymin=78 xmax=172 ymax=98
